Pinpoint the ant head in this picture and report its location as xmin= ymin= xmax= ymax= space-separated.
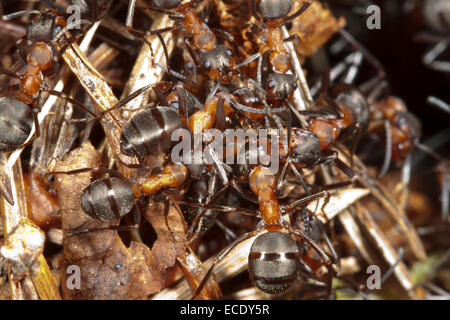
xmin=0 ymin=97 xmax=34 ymax=152
xmin=396 ymin=112 xmax=422 ymax=143
xmin=265 ymin=73 xmax=297 ymax=101
xmin=81 ymin=177 xmax=135 ymax=222
xmin=201 ymin=45 xmax=234 ymax=81
xmin=248 ymin=231 xmax=300 ymax=294
xmin=330 ymin=84 xmax=370 ymax=133
xmin=256 ymin=0 xmax=293 ymax=20
xmin=289 ymin=128 xmax=321 ymax=167
xmin=152 ymin=0 xmax=183 ymax=9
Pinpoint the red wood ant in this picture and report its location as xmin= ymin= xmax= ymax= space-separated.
xmin=190 ymin=165 xmax=335 ymax=298
xmin=49 ymin=162 xmax=188 ymax=236
xmin=0 ymin=5 xmax=111 ymax=153
xmin=125 ymin=0 xmax=237 ymax=84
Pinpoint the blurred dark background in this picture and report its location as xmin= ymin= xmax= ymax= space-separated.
xmin=325 ymin=0 xmax=450 ymax=139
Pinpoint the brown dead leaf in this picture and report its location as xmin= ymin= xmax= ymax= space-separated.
xmin=292 ymin=0 xmax=346 ymax=59
xmin=144 ymin=199 xmax=187 ymax=292
xmin=52 ymin=142 xmax=157 ymax=299
xmin=24 ymin=170 xmax=61 ymax=231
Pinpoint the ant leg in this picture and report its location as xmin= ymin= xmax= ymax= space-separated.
xmin=320 ymin=150 xmax=357 ymax=182
xmin=323 ymin=232 xmax=339 ymax=267
xmin=320 ymin=180 xmax=353 ymax=191
xmin=184 ymin=38 xmax=200 ymax=83
xmin=126 ymin=24 xmax=173 ymax=54
xmin=66 ymin=224 xmax=139 ymax=237
xmin=97 ymin=83 xmax=160 ymax=118
xmin=233 ymin=52 xmax=262 ymax=71
xmin=276 ymin=160 xmax=290 ymax=192
xmin=288 ymin=162 xmax=311 ymax=195
xmin=283 ymin=34 xmax=301 ymax=46
xmin=334 ymin=275 xmax=371 ymax=300
xmin=173 ymin=85 xmax=189 ymax=128
xmin=230 ymin=179 xmax=258 ymax=203
xmin=297 ymin=109 xmax=343 ymax=119
xmin=338 ymin=29 xmax=386 ymax=83
xmin=45 ymin=89 xmax=98 ymax=119
xmin=287 ymin=224 xmax=334 ymax=298
xmin=113 ymin=155 xmax=144 ymax=169
xmin=192 ymin=228 xmax=262 ymax=299
xmin=1 ymin=9 xmax=40 ymax=21
xmin=423 ymin=41 xmax=450 ymax=73
xmin=380 ymin=248 xmax=404 ymax=286
xmin=378 ymin=119 xmax=392 ymax=178
xmin=427 ymin=96 xmax=450 ymax=114
xmin=0 ymin=65 xmax=21 ymax=79
xmin=284 ymin=191 xmax=330 ymax=210
xmin=347 ymin=121 xmax=362 ymax=169
xmin=48 ymin=166 xmax=125 ymax=179
xmin=367 ymin=80 xmax=389 ymax=104
xmin=156 ymin=63 xmax=188 ymax=82
xmin=215 ymin=220 xmax=237 ymax=242
xmin=180 ymin=201 xmax=258 ymax=218
xmin=342 ymin=51 xmax=363 ymax=85
xmin=282 ymin=0 xmax=313 ymax=25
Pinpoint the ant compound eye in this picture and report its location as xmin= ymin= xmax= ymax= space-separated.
xmin=268 ymin=80 xmax=276 ymax=89
xmin=186 ymin=62 xmax=194 ymax=70
xmin=226 ymin=49 xmax=232 ymax=56
xmin=293 ymin=81 xmax=297 ymax=89
xmin=205 ymin=60 xmax=211 ymax=69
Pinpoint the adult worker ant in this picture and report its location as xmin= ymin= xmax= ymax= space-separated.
xmin=191 ymin=165 xmax=335 ymax=297
xmin=125 ymin=0 xmax=237 ymax=84
xmin=234 ymin=0 xmax=313 ymax=89
xmin=0 ymin=3 xmax=113 ymax=153
xmin=49 ymin=162 xmax=188 ymax=236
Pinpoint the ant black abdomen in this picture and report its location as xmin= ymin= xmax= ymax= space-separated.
xmin=119 ymin=106 xmax=182 ymax=158
xmin=248 ymin=231 xmax=300 ymax=294
xmin=151 ymin=0 xmax=183 ymax=9
xmin=257 ymin=0 xmax=293 ymax=20
xmin=81 ymin=177 xmax=135 ymax=222
xmin=0 ymin=96 xmax=34 ymax=152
